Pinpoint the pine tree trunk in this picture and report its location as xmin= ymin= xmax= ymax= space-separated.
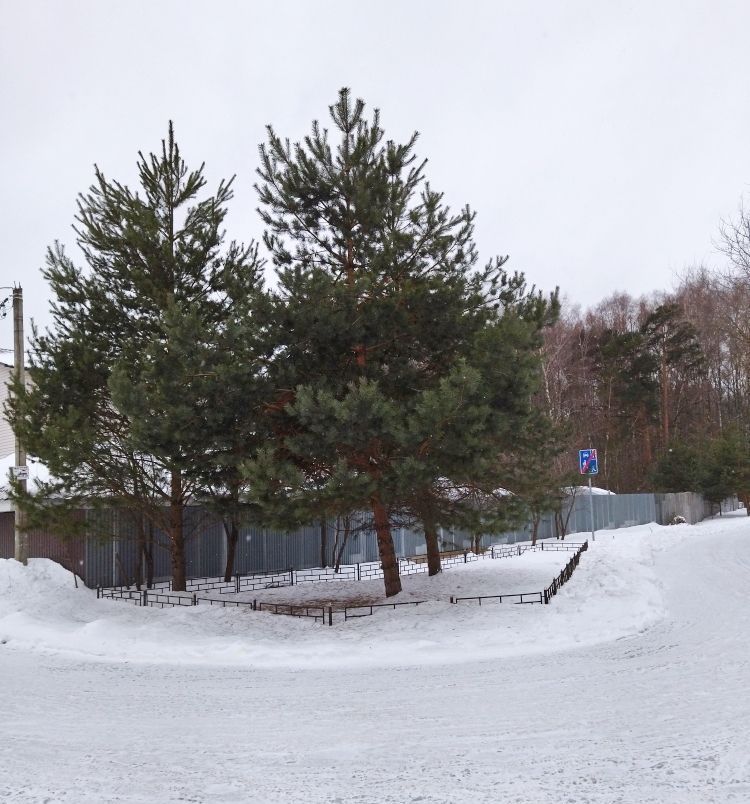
xmin=170 ymin=469 xmax=187 ymax=591
xmin=320 ymin=519 xmax=328 ymax=568
xmin=144 ymin=521 xmax=154 ymax=589
xmin=333 ymin=515 xmax=351 ymax=572
xmin=643 ymin=414 xmax=653 ymax=466
xmin=531 ymin=516 xmax=540 ymax=546
xmin=371 ymin=496 xmax=401 ymax=597
xmin=423 ymin=515 xmax=441 ymax=576
xmin=661 ymin=355 xmax=669 ymax=447
xmin=223 ymin=519 xmax=239 ymax=582
xmin=135 ymin=514 xmax=144 ymax=591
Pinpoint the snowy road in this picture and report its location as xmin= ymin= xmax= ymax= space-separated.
xmin=1 ymin=517 xmax=749 ymax=803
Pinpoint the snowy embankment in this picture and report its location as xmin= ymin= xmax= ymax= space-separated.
xmin=0 ymin=522 xmax=674 ymax=669
xmin=2 ymin=514 xmax=749 ymax=803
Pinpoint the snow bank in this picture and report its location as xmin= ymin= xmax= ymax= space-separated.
xmin=566 ymin=483 xmax=615 ymax=495
xmin=0 ymin=522 xmax=695 ymax=670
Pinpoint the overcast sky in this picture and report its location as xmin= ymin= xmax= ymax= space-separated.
xmin=1 ymin=0 xmax=749 ymax=347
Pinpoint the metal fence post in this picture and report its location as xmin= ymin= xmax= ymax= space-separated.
xmin=142 ymin=590 xmax=148 ymax=607
xmin=192 ymin=593 xmax=197 ymax=606
xmin=327 ymin=606 xmax=333 ymax=627
xmin=357 ymin=563 xmax=361 ymax=581
xmin=235 ymin=573 xmax=240 ymax=593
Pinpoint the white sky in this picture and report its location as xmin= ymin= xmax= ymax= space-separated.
xmin=1 ymin=0 xmax=749 ymax=345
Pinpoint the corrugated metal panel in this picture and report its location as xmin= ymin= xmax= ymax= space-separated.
xmin=0 ymin=511 xmax=15 ymax=557
xmin=0 ymin=508 xmax=87 ymax=581
xmin=2 ymin=493 xmax=741 ymax=587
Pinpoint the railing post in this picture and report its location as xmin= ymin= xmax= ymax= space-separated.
xmin=327 ymin=606 xmax=333 ymax=627
xmin=235 ymin=573 xmax=240 ymax=593
xmin=450 ymin=596 xmax=454 ymax=604
xmin=357 ymin=563 xmax=361 ymax=582
xmin=192 ymin=593 xmax=197 ymax=606
xmin=142 ymin=590 xmax=148 ymax=607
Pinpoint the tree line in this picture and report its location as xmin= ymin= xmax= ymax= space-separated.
xmin=539 ymin=224 xmax=750 ymax=508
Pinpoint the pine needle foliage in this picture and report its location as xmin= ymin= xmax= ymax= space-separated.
xmin=8 ymin=124 xmax=266 ymax=590
xmin=249 ymin=89 xmax=557 ymax=595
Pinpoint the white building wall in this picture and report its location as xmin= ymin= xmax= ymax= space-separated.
xmin=0 ymin=363 xmax=15 ymax=460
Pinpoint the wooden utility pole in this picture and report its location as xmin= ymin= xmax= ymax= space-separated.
xmin=13 ymin=286 xmax=28 ymax=565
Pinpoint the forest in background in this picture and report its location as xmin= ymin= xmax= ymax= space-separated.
xmin=541 ymin=206 xmax=750 ymax=503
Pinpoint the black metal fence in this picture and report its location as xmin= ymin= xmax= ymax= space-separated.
xmin=97 ymin=540 xmax=589 ymax=624
xmin=543 ymin=542 xmax=589 ymax=604
xmin=449 ymin=541 xmax=589 ymax=608
xmin=450 ymin=591 xmax=544 ymax=605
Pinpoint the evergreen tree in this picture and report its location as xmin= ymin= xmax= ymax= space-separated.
xmin=393 ymin=290 xmax=556 ymax=573
xmin=8 ymin=124 xmax=265 ymax=590
xmin=249 ymin=89 xmax=555 ymax=596
xmin=651 ymin=441 xmax=703 ymax=492
xmin=502 ymin=412 xmax=569 ymax=545
xmin=641 ymin=302 xmax=704 ymax=448
xmin=699 ymin=427 xmax=750 ymax=513
xmin=589 ymin=327 xmax=659 ymax=486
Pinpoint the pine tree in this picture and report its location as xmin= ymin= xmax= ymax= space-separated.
xmin=249 ymin=89 xmax=555 ymax=596
xmin=393 ymin=288 xmax=557 ymax=572
xmin=651 ymin=441 xmax=703 ymax=492
xmin=8 ymin=124 xmax=265 ymax=590
xmin=501 ymin=412 xmax=569 ymax=545
xmin=641 ymin=302 xmax=704 ymax=448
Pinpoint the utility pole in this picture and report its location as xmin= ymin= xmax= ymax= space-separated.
xmin=12 ymin=286 xmax=28 ymax=564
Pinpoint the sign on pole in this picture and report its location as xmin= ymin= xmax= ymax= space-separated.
xmin=578 ymin=448 xmax=598 ymax=476
xmin=11 ymin=466 xmax=29 ymax=481
xmin=578 ymin=448 xmax=598 ymax=541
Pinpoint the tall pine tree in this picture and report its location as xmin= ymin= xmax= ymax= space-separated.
xmin=9 ymin=124 xmax=265 ymax=590
xmin=249 ymin=89 xmax=555 ymax=596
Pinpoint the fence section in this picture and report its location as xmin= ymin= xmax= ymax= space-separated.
xmin=543 ymin=542 xmax=588 ymax=603
xmin=0 ymin=492 xmax=740 ymax=588
xmin=98 ymin=539 xmax=588 ymax=624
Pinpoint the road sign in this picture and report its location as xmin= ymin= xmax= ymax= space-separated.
xmin=578 ymin=448 xmax=598 ymax=476
xmin=11 ymin=466 xmax=29 ymax=481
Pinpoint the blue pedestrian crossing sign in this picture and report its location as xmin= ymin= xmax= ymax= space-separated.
xmin=579 ymin=448 xmax=599 ymax=475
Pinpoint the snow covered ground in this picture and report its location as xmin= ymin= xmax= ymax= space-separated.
xmin=1 ymin=515 xmax=749 ymax=802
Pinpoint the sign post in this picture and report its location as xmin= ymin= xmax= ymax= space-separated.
xmin=578 ymin=448 xmax=598 ymax=542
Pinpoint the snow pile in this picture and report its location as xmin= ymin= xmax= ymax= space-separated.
xmin=0 ymin=522 xmax=683 ymax=670
xmin=566 ymin=483 xmax=615 ymax=495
